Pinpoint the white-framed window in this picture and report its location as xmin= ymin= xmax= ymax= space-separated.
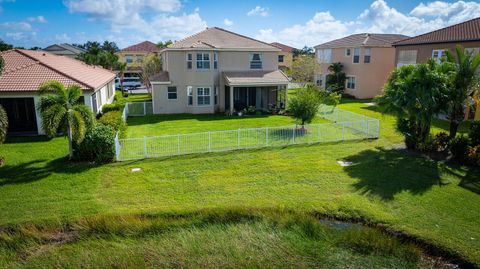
xmin=353 ymin=48 xmax=360 ymax=64
xmin=214 ymin=52 xmax=218 ymax=69
xmin=317 ymin=49 xmax=332 ymax=63
xmin=136 ymin=55 xmax=144 ymax=63
xmin=214 ymin=86 xmax=218 ymax=105
xmin=346 ymin=76 xmax=356 ymax=90
xmin=197 ymin=87 xmax=211 ymax=106
xmin=315 ymin=74 xmax=324 ymax=87
xmin=364 ymin=48 xmax=371 ymax=63
xmin=167 ymin=86 xmax=177 ymax=100
xmin=196 ymin=53 xmax=210 ymax=69
xmin=125 ymin=55 xmax=133 ymax=64
xmin=250 ymin=53 xmax=263 ymax=69
xmin=432 ymin=49 xmax=446 ymax=63
xmin=345 ymin=48 xmax=351 ymax=56
xmin=187 ymin=86 xmax=193 ymax=106
xmin=397 ymin=50 xmax=417 ymax=67
xmin=278 ymin=55 xmax=284 ymax=63
xmin=107 ymin=81 xmax=114 ymax=98
xmin=186 ymin=53 xmax=193 ymax=69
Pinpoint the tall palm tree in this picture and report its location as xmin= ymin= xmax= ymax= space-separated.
xmin=38 ymin=81 xmax=94 ymax=159
xmin=445 ymin=45 xmax=480 ymax=137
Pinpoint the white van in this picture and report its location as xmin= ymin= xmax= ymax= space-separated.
xmin=115 ymin=77 xmax=142 ymax=89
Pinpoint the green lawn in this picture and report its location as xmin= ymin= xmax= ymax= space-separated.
xmin=0 ymin=100 xmax=479 ymax=267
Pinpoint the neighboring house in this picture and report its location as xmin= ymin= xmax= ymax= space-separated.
xmin=150 ymin=27 xmax=289 ymax=114
xmin=117 ymin=41 xmax=161 ymax=79
xmin=393 ymin=17 xmax=480 ymax=120
xmin=0 ymin=49 xmax=116 ymax=135
xmin=270 ymin=42 xmax=295 ymax=71
xmin=43 ymin=43 xmax=86 ymax=59
xmin=314 ymin=33 xmax=408 ymax=99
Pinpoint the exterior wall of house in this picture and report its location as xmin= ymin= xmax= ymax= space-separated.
xmin=153 ymin=50 xmax=279 ymax=114
xmin=315 ymin=46 xmax=396 ymax=99
xmin=117 ymin=51 xmax=156 ymax=67
xmin=394 ymin=41 xmax=480 ymax=65
xmin=277 ymin=51 xmax=293 ymax=71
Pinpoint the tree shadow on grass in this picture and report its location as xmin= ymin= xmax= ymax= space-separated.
xmin=0 ymin=157 xmax=98 ymax=186
xmin=343 ymin=147 xmax=445 ymax=201
xmin=458 ymin=166 xmax=480 ymax=195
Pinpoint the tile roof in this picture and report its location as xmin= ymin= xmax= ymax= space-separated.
xmin=149 ymin=71 xmax=170 ymax=82
xmin=394 ymin=17 xmax=480 ymax=46
xmin=120 ymin=41 xmax=160 ymax=53
xmin=167 ymin=27 xmax=280 ymax=51
xmin=0 ymin=49 xmax=115 ymax=92
xmin=270 ymin=42 xmax=296 ymax=53
xmin=223 ymin=70 xmax=289 ymax=86
xmin=315 ymin=33 xmax=409 ymax=49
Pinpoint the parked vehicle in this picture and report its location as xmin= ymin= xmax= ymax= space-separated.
xmin=115 ymin=77 xmax=142 ymax=89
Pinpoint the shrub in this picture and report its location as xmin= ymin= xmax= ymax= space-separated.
xmin=73 ymin=124 xmax=116 ymax=163
xmin=469 ymin=121 xmax=480 ymax=146
xmin=418 ymin=135 xmax=437 ymax=153
xmin=434 ymin=132 xmax=450 ymax=152
xmin=449 ymin=135 xmax=470 ymax=163
xmin=101 ymin=103 xmax=121 ymax=114
xmin=122 ymin=91 xmax=129 ymax=98
xmin=467 ymin=145 xmax=480 ymax=166
xmin=98 ymin=111 xmax=126 ymax=138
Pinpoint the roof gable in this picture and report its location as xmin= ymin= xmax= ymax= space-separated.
xmin=315 ymin=33 xmax=409 ymax=49
xmin=394 ymin=17 xmax=480 ymax=46
xmin=0 ymin=49 xmax=115 ymax=92
xmin=167 ymin=27 xmax=279 ymax=51
xmin=270 ymin=42 xmax=296 ymax=53
xmin=121 ymin=41 xmax=160 ymax=53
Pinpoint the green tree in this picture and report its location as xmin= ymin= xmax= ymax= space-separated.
xmin=375 ymin=60 xmax=448 ymax=149
xmin=38 ymin=81 xmax=94 ymax=160
xmin=444 ymin=45 xmax=480 ymax=137
xmin=292 ymin=46 xmax=314 ymax=57
xmin=114 ymin=61 xmax=128 ymax=92
xmin=140 ymin=54 xmax=162 ymax=89
xmin=288 ymin=84 xmax=340 ymax=126
xmin=325 ymin=62 xmax=346 ymax=93
xmin=0 ymin=40 xmax=13 ymax=51
xmin=157 ymin=40 xmax=173 ymax=48
xmin=289 ymin=55 xmax=316 ymax=83
xmin=101 ymin=41 xmax=119 ymax=53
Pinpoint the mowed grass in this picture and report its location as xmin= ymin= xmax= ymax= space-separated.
xmin=0 ymin=100 xmax=479 ymax=267
xmin=126 ymin=113 xmax=328 ymax=137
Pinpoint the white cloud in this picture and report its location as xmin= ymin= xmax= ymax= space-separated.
xmin=6 ymin=32 xmax=26 ymax=40
xmin=247 ymin=6 xmax=269 ymax=17
xmin=255 ymin=0 xmax=480 ymax=48
xmin=27 ymin=15 xmax=47 ymax=23
xmin=224 ymin=18 xmax=233 ymax=27
xmin=0 ymin=21 xmax=32 ymax=31
xmin=64 ymin=0 xmax=206 ymax=44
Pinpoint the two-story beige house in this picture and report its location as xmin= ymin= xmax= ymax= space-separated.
xmin=117 ymin=41 xmax=161 ymax=79
xmin=150 ymin=27 xmax=289 ymax=114
xmin=314 ymin=33 xmax=408 ymax=99
xmin=270 ymin=42 xmax=295 ymax=71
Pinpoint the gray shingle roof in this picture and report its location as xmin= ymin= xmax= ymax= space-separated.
xmin=315 ymin=33 xmax=409 ymax=49
xmin=167 ymin=27 xmax=279 ymax=51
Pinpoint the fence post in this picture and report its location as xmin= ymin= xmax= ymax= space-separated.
xmin=208 ymin=132 xmax=212 ymax=152
xmin=143 ymin=102 xmax=146 ymax=116
xmin=115 ymin=133 xmax=120 ymax=161
xmin=266 ymin=127 xmax=269 ymax=146
xmin=143 ymin=136 xmax=147 ymax=158
xmin=237 ymin=129 xmax=240 ymax=149
xmin=292 ymin=126 xmax=296 ymax=144
xmin=177 ymin=134 xmax=181 ymax=155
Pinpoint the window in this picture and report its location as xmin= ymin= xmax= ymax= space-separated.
xmin=432 ymin=49 xmax=446 ymax=63
xmin=315 ymin=74 xmax=324 ymax=87
xmin=167 ymin=87 xmax=177 ymax=100
xmin=346 ymin=76 xmax=356 ymax=90
xmin=136 ymin=55 xmax=144 ymax=63
xmin=317 ymin=49 xmax=332 ymax=63
xmin=107 ymin=81 xmax=113 ymax=98
xmin=214 ymin=86 xmax=218 ymax=105
xmin=397 ymin=50 xmax=417 ymax=67
xmin=186 ymin=53 xmax=193 ymax=69
xmin=197 ymin=87 xmax=210 ymax=106
xmin=364 ymin=48 xmax=371 ymax=63
xmin=187 ymin=86 xmax=193 ymax=106
xmin=250 ymin=53 xmax=263 ymax=69
xmin=345 ymin=48 xmax=351 ymax=56
xmin=214 ymin=52 xmax=218 ymax=69
xmin=278 ymin=55 xmax=284 ymax=63
xmin=466 ymin=47 xmax=480 ymax=55
xmin=125 ymin=55 xmax=133 ymax=64
xmin=353 ymin=48 xmax=360 ymax=63
xmin=196 ymin=53 xmax=210 ymax=69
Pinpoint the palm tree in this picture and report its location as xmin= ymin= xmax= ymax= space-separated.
xmin=115 ymin=61 xmax=127 ymax=93
xmin=38 ymin=81 xmax=94 ymax=159
xmin=445 ymin=45 xmax=480 ymax=137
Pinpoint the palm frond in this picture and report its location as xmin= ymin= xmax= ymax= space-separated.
xmin=69 ymin=110 xmax=86 ymax=144
xmin=0 ymin=104 xmax=8 ymax=143
xmin=40 ymin=103 xmax=66 ymax=138
xmin=455 ymin=45 xmax=465 ymax=65
xmin=66 ymin=85 xmax=84 ymax=105
xmin=38 ymin=80 xmax=66 ymax=97
xmin=73 ymin=104 xmax=95 ymax=130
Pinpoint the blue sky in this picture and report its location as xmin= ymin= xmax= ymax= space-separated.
xmin=1 ymin=0 xmax=479 ymax=49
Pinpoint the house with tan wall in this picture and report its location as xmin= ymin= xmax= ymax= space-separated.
xmin=117 ymin=41 xmax=161 ymax=78
xmin=270 ymin=42 xmax=295 ymax=71
xmin=393 ymin=17 xmax=480 ymax=120
xmin=150 ymin=27 xmax=289 ymax=114
xmin=314 ymin=33 xmax=408 ymax=99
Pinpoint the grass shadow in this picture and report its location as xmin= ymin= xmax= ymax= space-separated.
xmin=459 ymin=166 xmax=480 ymax=194
xmin=344 ymin=147 xmax=445 ymax=201
xmin=0 ymin=156 xmax=99 ymax=186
